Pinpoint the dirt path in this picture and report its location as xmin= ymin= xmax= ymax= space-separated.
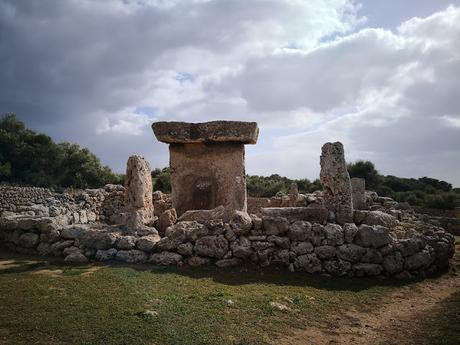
xmin=280 ymin=243 xmax=460 ymax=345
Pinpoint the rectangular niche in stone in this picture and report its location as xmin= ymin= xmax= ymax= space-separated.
xmin=152 ymin=121 xmax=259 ymax=216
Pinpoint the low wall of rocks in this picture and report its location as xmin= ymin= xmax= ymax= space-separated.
xmin=0 ymin=205 xmax=455 ymax=280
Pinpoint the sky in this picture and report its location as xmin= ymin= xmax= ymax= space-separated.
xmin=0 ymin=0 xmax=459 ymax=186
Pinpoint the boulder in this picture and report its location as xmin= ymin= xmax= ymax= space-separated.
xmin=116 ymin=236 xmax=137 ymax=250
xmin=355 ymin=210 xmax=399 ymax=228
xmin=149 ymin=252 xmax=183 ymax=266
xmin=315 ymin=245 xmax=336 ymax=260
xmin=294 ymin=254 xmax=322 ymax=273
xmin=18 ymin=233 xmax=39 ymax=248
xmin=136 ymin=235 xmax=161 ymax=252
xmin=178 ymin=206 xmax=228 ymax=224
xmin=95 ymin=248 xmax=117 ymax=261
xmin=229 ymin=210 xmax=253 ymax=235
xmin=290 ymin=241 xmax=314 ymax=255
xmin=337 ymin=244 xmax=366 ymax=263
xmin=165 ymin=221 xmax=209 ymax=242
xmin=157 ymin=209 xmax=177 ymax=235
xmin=65 ymin=252 xmax=88 ymax=263
xmin=262 ymin=216 xmax=289 ymax=235
xmin=405 ymin=249 xmax=434 ymax=271
xmin=287 ymin=221 xmax=312 ymax=241
xmin=187 ymin=256 xmax=211 ymax=267
xmin=323 ymin=259 xmax=352 ymax=276
xmin=324 ymin=224 xmax=344 ymax=246
xmin=177 ymin=242 xmax=194 ymax=256
xmin=343 ymin=223 xmax=358 ymax=244
xmin=382 ymin=252 xmax=404 ymax=275
xmin=355 ymin=225 xmax=391 ymax=248
xmin=116 ymin=250 xmax=148 ymax=264
xmin=60 ymin=225 xmax=88 ymax=240
xmin=194 ymin=235 xmax=229 ymax=259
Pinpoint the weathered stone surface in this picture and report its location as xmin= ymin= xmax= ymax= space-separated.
xmin=125 ymin=155 xmax=154 ymax=231
xmin=149 ymin=252 xmax=182 ymax=265
xmin=294 ymin=254 xmax=322 ymax=273
xmin=177 ymin=242 xmax=194 ymax=256
xmin=324 ymin=224 xmax=344 ymax=246
xmin=320 ymin=142 xmax=353 ymax=224
xmin=261 ymin=207 xmax=328 ymax=224
xmin=355 ymin=210 xmax=399 ymax=228
xmin=287 ymin=221 xmax=312 ymax=241
xmin=288 ymin=183 xmax=299 ymax=207
xmin=152 ymin=121 xmax=259 ymax=144
xmin=157 ymin=208 xmax=177 ymax=235
xmin=95 ymin=248 xmax=117 ymax=261
xmin=229 ymin=210 xmax=253 ymax=235
xmin=116 ymin=236 xmax=137 ymax=250
xmin=262 ymin=216 xmax=289 ymax=235
xmin=81 ymin=230 xmax=119 ymax=250
xmin=168 ymin=143 xmax=248 ymax=216
xmin=362 ymin=248 xmax=383 ymax=264
xmin=267 ymin=235 xmax=290 ymax=248
xmin=337 ymin=244 xmax=367 ymax=263
xmin=65 ymin=252 xmax=88 ymax=263
xmin=18 ymin=232 xmax=39 ymax=248
xmin=383 ymin=252 xmax=404 ymax=274
xmin=187 ymin=256 xmax=211 ymax=267
xmin=343 ymin=223 xmax=358 ymax=243
xmin=116 ymin=250 xmax=148 ymax=263
xmin=178 ymin=206 xmax=228 ymax=224
xmin=315 ymin=245 xmax=336 ymax=260
xmin=351 ymin=178 xmax=367 ymax=210
xmin=37 ymin=242 xmax=51 ymax=256
xmin=355 ymin=225 xmax=391 ymax=248
xmin=405 ymin=249 xmax=434 ymax=271
xmin=323 ymin=259 xmax=351 ymax=276
xmin=61 ymin=226 xmax=87 ymax=240
xmin=291 ymin=241 xmax=314 ymax=255
xmin=136 ymin=235 xmax=161 ymax=252
xmin=165 ymin=221 xmax=209 ymax=242
xmin=396 ymin=238 xmax=425 ymax=257
xmin=194 ymin=235 xmax=229 ymax=259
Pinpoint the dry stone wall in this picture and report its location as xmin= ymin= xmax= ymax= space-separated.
xmin=0 ymin=201 xmax=455 ymax=279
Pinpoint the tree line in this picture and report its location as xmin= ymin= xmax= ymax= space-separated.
xmin=1 ymin=114 xmax=459 ymax=209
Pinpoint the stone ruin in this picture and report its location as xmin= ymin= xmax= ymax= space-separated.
xmin=152 ymin=121 xmax=258 ymax=216
xmin=0 ymin=121 xmax=457 ymax=279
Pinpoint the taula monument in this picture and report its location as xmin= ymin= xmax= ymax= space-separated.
xmin=152 ymin=121 xmax=259 ymax=216
xmin=0 ymin=120 xmax=456 ymax=278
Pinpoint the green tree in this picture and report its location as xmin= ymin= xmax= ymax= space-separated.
xmin=347 ymin=160 xmax=380 ymax=188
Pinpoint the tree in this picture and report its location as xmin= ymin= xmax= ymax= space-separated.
xmin=347 ymin=160 xmax=380 ymax=188
xmin=0 ymin=113 xmax=122 ymax=188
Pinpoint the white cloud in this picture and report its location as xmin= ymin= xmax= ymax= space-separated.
xmin=1 ymin=1 xmax=459 ymax=185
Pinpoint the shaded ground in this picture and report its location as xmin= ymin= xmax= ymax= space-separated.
xmin=0 ymin=240 xmax=458 ymax=345
xmin=280 ymin=239 xmax=460 ymax=345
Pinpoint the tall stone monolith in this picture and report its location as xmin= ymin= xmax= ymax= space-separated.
xmin=125 ymin=155 xmax=155 ymax=232
xmin=320 ymin=142 xmax=353 ymax=224
xmin=288 ymin=182 xmax=299 ymax=207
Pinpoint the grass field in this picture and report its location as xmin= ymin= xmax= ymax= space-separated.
xmin=0 ymin=252 xmax=398 ymax=345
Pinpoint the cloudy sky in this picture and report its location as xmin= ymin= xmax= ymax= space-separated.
xmin=1 ymin=0 xmax=459 ymax=185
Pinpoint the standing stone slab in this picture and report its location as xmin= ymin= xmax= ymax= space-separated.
xmin=351 ymin=177 xmax=367 ymax=210
xmin=320 ymin=142 xmax=353 ymax=224
xmin=152 ymin=121 xmax=258 ymax=216
xmin=125 ymin=155 xmax=154 ymax=232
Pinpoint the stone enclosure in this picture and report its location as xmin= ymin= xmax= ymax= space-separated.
xmin=0 ymin=121 xmax=456 ymax=280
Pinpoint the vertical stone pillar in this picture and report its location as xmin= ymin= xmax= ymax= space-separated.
xmin=124 ymin=155 xmax=155 ymax=232
xmin=320 ymin=142 xmax=353 ymax=224
xmin=351 ymin=177 xmax=367 ymax=210
xmin=288 ymin=182 xmax=299 ymax=207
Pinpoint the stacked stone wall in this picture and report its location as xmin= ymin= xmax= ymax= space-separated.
xmin=0 ymin=205 xmax=454 ymax=279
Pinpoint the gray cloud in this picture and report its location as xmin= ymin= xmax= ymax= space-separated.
xmin=0 ymin=0 xmax=459 ymax=186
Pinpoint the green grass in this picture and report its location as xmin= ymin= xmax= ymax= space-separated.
xmin=0 ymin=255 xmax=401 ymax=345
